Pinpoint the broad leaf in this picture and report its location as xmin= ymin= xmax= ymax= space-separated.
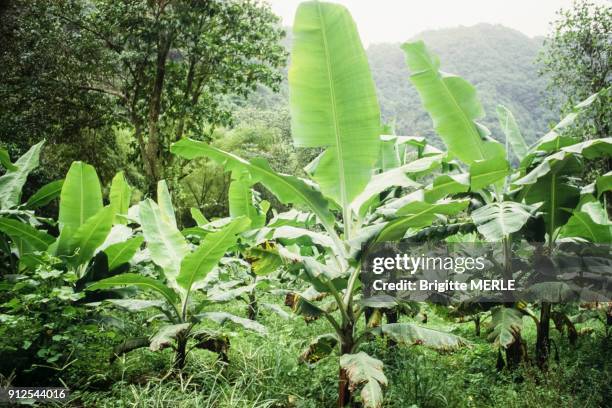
xmin=351 ymin=162 xmax=425 ymax=217
xmin=157 ymin=180 xmax=177 ymax=228
xmin=171 ymin=140 xmax=334 ymax=227
xmin=340 ymin=352 xmax=387 ymax=408
xmin=376 ymin=199 xmax=469 ymax=242
xmin=65 ymin=206 xmax=114 ymax=266
xmin=24 ymin=179 xmax=63 ymax=209
xmin=104 ymin=236 xmax=144 ymax=271
xmin=58 ymin=161 xmax=103 ymax=231
xmin=497 ymin=105 xmax=528 ymax=162
xmin=197 ymin=311 xmax=266 ymax=335
xmin=290 ymin=1 xmax=381 ymax=206
xmin=86 ymin=273 xmax=179 ymax=306
xmin=229 ymin=175 xmax=265 ymax=229
xmin=472 ymin=201 xmax=539 ymax=241
xmin=177 ymin=217 xmax=250 ymax=293
xmin=109 ymin=172 xmax=132 ymax=225
xmin=424 ymin=174 xmax=469 ymax=202
xmin=300 ymin=333 xmax=338 ymax=364
xmin=470 ymin=157 xmax=509 ymax=191
xmin=0 ymin=148 xmax=17 ymax=171
xmin=402 ymin=41 xmax=503 ymax=165
xmin=150 ymin=323 xmax=191 ymax=351
xmin=559 ymin=196 xmax=612 ymax=242
xmin=371 ymin=323 xmax=468 ymax=350
xmin=140 ymin=198 xmax=189 ymax=286
xmin=0 ymin=217 xmax=54 ymax=254
xmin=488 ymin=306 xmax=523 ymax=348
xmin=0 ymin=140 xmax=44 ymax=209
xmin=190 ymin=207 xmax=208 ymax=226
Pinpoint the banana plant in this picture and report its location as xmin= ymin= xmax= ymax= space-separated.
xmin=472 ymin=91 xmax=612 ymax=368
xmin=0 ymin=141 xmax=64 ymax=273
xmin=172 ymin=2 xmax=477 ymax=407
xmin=87 ymin=181 xmax=264 ymax=369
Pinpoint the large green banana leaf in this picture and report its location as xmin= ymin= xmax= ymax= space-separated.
xmin=402 ymin=41 xmax=503 ymax=164
xmin=171 ymin=139 xmax=334 ymax=228
xmin=0 ymin=140 xmax=44 ymax=209
xmin=65 ymin=206 xmax=114 ymax=266
xmin=472 ymin=201 xmax=540 ymax=241
xmin=289 ymin=1 xmax=380 ymax=208
xmin=0 ymin=217 xmax=54 ymax=254
xmin=139 ymin=198 xmax=189 ymax=287
xmin=496 ymin=105 xmax=528 ymax=162
xmin=177 ymin=217 xmax=250 ymax=294
xmin=87 ymin=273 xmax=179 ymax=306
xmin=24 ymin=179 xmax=63 ymax=210
xmin=58 ymin=161 xmax=103 ymax=231
xmin=109 ymin=172 xmax=132 ymax=225
xmin=229 ymin=173 xmax=265 ymax=229
xmin=559 ymin=195 xmax=612 ymax=242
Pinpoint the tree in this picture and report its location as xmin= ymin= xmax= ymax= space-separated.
xmin=538 ymin=0 xmax=611 ymax=146
xmin=0 ymin=0 xmax=287 ymax=195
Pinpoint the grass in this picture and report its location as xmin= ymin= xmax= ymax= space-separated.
xmin=8 ymin=295 xmax=610 ymax=407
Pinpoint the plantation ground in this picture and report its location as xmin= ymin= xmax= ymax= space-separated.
xmin=25 ymin=296 xmax=609 ymax=408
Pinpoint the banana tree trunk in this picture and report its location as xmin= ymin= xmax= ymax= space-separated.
xmin=175 ymin=336 xmax=188 ymax=370
xmin=338 ymin=326 xmax=354 ymax=407
xmin=536 ymin=302 xmax=552 ymax=368
xmin=247 ymin=290 xmax=258 ymax=321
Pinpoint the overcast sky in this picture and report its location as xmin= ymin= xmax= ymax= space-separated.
xmin=266 ymin=0 xmax=610 ymax=46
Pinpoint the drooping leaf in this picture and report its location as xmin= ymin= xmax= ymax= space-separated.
xmin=371 ymin=323 xmax=469 ymax=350
xmin=424 ymin=174 xmax=469 ymax=202
xmin=58 ymin=161 xmax=103 ymax=231
xmin=289 ymin=1 xmax=381 ymax=207
xmin=0 ymin=217 xmax=54 ymax=254
xmin=376 ymin=199 xmax=470 ymax=242
xmin=86 ymin=273 xmax=179 ymax=306
xmin=110 ymin=337 xmax=150 ymax=362
xmin=472 ymin=201 xmax=540 ymax=241
xmin=595 ymin=171 xmax=612 ymax=198
xmin=285 ymin=292 xmax=326 ymax=321
xmin=171 ymin=140 xmax=334 ymax=227
xmin=270 ymin=226 xmax=334 ymax=249
xmin=109 ymin=172 xmax=132 ymax=225
xmin=139 ymin=199 xmax=189 ymax=286
xmin=402 ymin=41 xmax=503 ymax=165
xmin=197 ymin=311 xmax=266 ymax=335
xmin=0 ymin=140 xmax=44 ymax=209
xmin=340 ymin=352 xmax=387 ymax=408
xmin=229 ymin=175 xmax=265 ymax=229
xmin=487 ymin=306 xmax=523 ymax=349
xmin=24 ymin=179 xmax=63 ymax=209
xmin=470 ymin=157 xmax=509 ymax=191
xmin=300 ymin=333 xmax=338 ymax=364
xmin=497 ymin=105 xmax=528 ymax=162
xmin=559 ymin=196 xmax=612 ymax=243
xmin=190 ymin=207 xmax=208 ymax=226
xmin=104 ymin=236 xmax=144 ymax=271
xmin=351 ymin=163 xmax=425 ymax=217
xmin=103 ymin=299 xmax=165 ymax=312
xmin=149 ymin=323 xmax=191 ymax=351
xmin=0 ymin=148 xmax=17 ymax=171
xmin=177 ymin=217 xmax=250 ymax=293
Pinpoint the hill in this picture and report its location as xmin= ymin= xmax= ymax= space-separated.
xmin=368 ymin=23 xmax=556 ymax=145
xmin=244 ymin=23 xmax=557 ymax=147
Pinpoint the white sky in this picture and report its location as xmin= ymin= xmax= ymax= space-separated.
xmin=266 ymin=0 xmax=610 ymax=45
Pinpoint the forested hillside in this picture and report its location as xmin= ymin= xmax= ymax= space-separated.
xmin=248 ymin=23 xmax=556 ymax=147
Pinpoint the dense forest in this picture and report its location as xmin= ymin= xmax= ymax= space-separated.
xmin=0 ymin=1 xmax=610 ymax=407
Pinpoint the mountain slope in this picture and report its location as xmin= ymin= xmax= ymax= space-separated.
xmin=368 ymin=23 xmax=556 ymax=146
xmin=244 ymin=23 xmax=556 ymax=147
